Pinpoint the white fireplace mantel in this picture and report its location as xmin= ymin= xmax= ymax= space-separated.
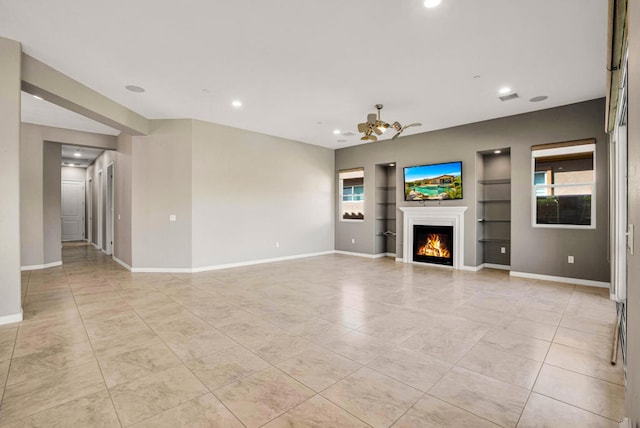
xmin=399 ymin=206 xmax=468 ymax=269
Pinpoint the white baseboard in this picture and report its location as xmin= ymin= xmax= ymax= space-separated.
xmin=510 ymin=271 xmax=610 ymax=288
xmin=92 ymin=243 xmax=101 ymax=250
xmin=0 ymin=309 xmax=23 ymax=325
xmin=334 ymin=250 xmax=381 ymax=259
xmin=112 ymin=256 xmax=132 ymax=271
xmin=129 ymin=250 xmax=336 ymax=273
xmin=461 ymin=264 xmax=483 ymax=271
xmin=21 ymin=261 xmax=62 ymax=271
xmin=384 ymin=252 xmax=396 ymax=258
xmin=482 ymin=263 xmax=511 ymax=271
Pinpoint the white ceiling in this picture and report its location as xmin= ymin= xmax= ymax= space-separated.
xmin=1 ymin=0 xmax=607 ymax=149
xmin=61 ymin=144 xmax=105 ymax=168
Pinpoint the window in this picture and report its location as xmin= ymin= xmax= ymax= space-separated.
xmin=531 ymin=140 xmax=596 ymax=228
xmin=340 ymin=168 xmax=364 ymax=220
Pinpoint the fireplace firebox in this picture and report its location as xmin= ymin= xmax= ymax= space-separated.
xmin=412 ymin=225 xmax=454 ymax=266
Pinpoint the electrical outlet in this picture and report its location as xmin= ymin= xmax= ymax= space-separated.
xmin=500 ymin=247 xmax=506 ymax=254
xmin=276 ymin=241 xmax=280 ymax=248
xmin=169 ymin=214 xmax=176 ymax=222
xmin=568 ymin=255 xmax=574 ymax=264
xmin=351 ymin=238 xmax=356 ymax=244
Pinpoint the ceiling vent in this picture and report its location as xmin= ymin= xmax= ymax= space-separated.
xmin=499 ymin=93 xmax=519 ymax=102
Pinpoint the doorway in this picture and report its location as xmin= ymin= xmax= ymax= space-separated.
xmin=105 ymin=163 xmax=114 ymax=255
xmin=98 ymin=169 xmax=103 ymax=250
xmin=87 ymin=177 xmax=93 ymax=244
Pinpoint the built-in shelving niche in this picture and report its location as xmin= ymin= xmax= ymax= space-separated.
xmin=375 ymin=163 xmax=397 ymax=256
xmin=476 ymin=150 xmax=511 ymax=268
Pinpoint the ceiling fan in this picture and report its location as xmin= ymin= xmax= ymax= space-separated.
xmin=357 ymin=104 xmax=422 ymax=141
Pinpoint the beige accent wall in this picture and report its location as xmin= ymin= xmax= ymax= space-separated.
xmin=131 ymin=120 xmax=193 ymax=269
xmin=0 ymin=37 xmax=22 ymax=319
xmin=191 ymin=119 xmax=335 ymax=268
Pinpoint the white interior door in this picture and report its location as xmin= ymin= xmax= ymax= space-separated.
xmin=61 ymin=180 xmax=85 ymax=241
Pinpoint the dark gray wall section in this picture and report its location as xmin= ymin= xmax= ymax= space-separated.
xmin=335 ymin=99 xmax=609 ymax=282
xmin=625 ymin=0 xmax=639 ymax=422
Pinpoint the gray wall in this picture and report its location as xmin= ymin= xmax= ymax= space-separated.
xmin=131 ymin=119 xmax=193 ymax=269
xmin=114 ymin=133 xmax=133 ymax=266
xmin=626 ymin=0 xmax=639 ymax=422
xmin=335 ymin=99 xmax=609 ymax=282
xmin=0 ymin=37 xmax=22 ymax=319
xmin=20 ymin=125 xmax=44 ymax=267
xmin=42 ymin=142 xmax=61 ymax=264
xmin=191 ymin=119 xmax=335 ymax=268
xmin=86 ymin=149 xmax=116 ymax=251
xmin=61 ymin=166 xmax=86 ymax=181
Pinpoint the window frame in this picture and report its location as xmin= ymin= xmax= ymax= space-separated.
xmin=339 ymin=168 xmax=365 ymax=222
xmin=531 ymin=142 xmax=596 ymax=229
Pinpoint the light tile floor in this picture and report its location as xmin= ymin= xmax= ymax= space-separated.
xmin=0 ymin=243 xmax=624 ymax=427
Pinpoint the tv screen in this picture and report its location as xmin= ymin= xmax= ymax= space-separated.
xmin=404 ymin=161 xmax=462 ymax=201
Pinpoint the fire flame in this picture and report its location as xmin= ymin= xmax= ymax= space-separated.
xmin=417 ymin=234 xmax=451 ymax=258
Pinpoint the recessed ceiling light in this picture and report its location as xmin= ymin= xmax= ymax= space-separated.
xmin=68 ymin=163 xmax=75 ymax=167
xmin=32 ymin=95 xmax=43 ymax=100
xmin=424 ymin=0 xmax=441 ymax=8
xmin=530 ymin=96 xmax=548 ymax=102
xmin=125 ymin=85 xmax=145 ymax=93
xmin=494 ymin=150 xmax=502 ymax=154
xmin=232 ymin=100 xmax=243 ymax=108
xmin=389 ymin=163 xmax=395 ymax=167
xmin=498 ymin=87 xmax=512 ymax=95
xmin=333 ymin=129 xmax=341 ymax=135
xmin=73 ymin=153 xmax=82 ymax=157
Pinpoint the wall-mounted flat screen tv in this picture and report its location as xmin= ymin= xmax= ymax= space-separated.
xmin=404 ymin=161 xmax=463 ymax=201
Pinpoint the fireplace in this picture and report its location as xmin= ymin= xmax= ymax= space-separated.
xmin=413 ymin=225 xmax=453 ymax=266
xmin=399 ymin=206 xmax=467 ymax=269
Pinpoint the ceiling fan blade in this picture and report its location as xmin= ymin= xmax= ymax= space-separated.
xmin=370 ymin=134 xmax=377 ymax=141
xmin=373 ymin=126 xmax=383 ymax=135
xmin=357 ymin=123 xmax=368 ymax=133
xmin=403 ymin=122 xmax=422 ymax=130
xmin=367 ymin=113 xmax=376 ymax=125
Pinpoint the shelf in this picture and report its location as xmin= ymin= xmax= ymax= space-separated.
xmin=477 ymin=219 xmax=511 ymax=223
xmin=478 ymin=200 xmax=511 ymax=203
xmin=478 ymin=179 xmax=511 ymax=185
xmin=478 ymin=238 xmax=511 ymax=243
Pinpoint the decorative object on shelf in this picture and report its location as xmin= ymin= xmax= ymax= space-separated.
xmin=357 ymin=104 xmax=421 ymax=141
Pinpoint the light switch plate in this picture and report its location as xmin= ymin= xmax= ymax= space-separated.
xmin=169 ymin=215 xmax=177 ymax=222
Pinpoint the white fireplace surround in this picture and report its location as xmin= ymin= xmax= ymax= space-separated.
xmin=400 ymin=206 xmax=468 ymax=269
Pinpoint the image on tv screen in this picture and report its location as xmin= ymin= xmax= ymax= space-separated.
xmin=404 ymin=161 xmax=462 ymax=201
